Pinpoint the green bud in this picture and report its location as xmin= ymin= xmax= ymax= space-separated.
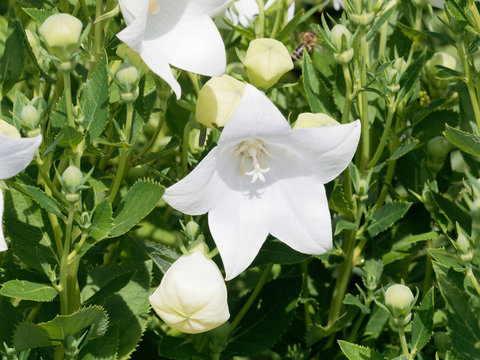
xmin=330 ymin=25 xmax=352 ymax=53
xmin=350 ymin=12 xmax=375 ymax=27
xmin=0 ymin=119 xmax=21 ymax=138
xmin=188 ymin=237 xmax=210 ymax=256
xmin=39 ymin=14 xmax=83 ymax=62
xmin=426 ymin=136 xmax=451 ymax=173
xmin=244 ymin=38 xmax=294 ymax=90
xmin=62 ymin=165 xmax=83 ymax=200
xmin=434 ymin=332 xmax=451 ymax=352
xmin=21 ymin=105 xmax=41 ymax=129
xmin=185 ymin=220 xmax=200 ymax=239
xmin=385 ymin=284 xmax=414 ymax=319
xmin=412 ymin=0 xmax=429 ymax=9
xmin=426 ymin=52 xmax=457 ymax=86
xmin=293 ymin=113 xmax=340 ymax=130
xmin=116 ymin=63 xmax=139 ymax=92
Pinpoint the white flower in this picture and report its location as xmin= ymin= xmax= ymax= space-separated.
xmin=149 ymin=251 xmax=230 ymax=334
xmin=117 ymin=0 xmax=229 ymax=99
xmin=163 ymin=85 xmax=361 ymax=280
xmin=0 ymin=120 xmax=42 ymax=251
xmin=332 ymin=0 xmax=345 ymax=10
xmin=224 ymin=0 xmax=295 ymax=27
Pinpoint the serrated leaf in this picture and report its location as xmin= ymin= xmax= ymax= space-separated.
xmin=79 ymin=324 xmax=119 ymax=360
xmin=20 ymin=184 xmax=63 ymax=217
xmin=90 ymin=199 xmax=113 ymax=241
xmin=81 ymin=56 xmax=109 ymax=139
xmin=303 ymin=52 xmax=334 ymax=116
xmin=158 ymin=335 xmax=203 ymax=360
xmin=252 ymin=239 xmax=310 ymax=267
xmin=223 ymin=277 xmax=301 ymax=357
xmin=364 ymin=305 xmax=389 ymax=340
xmin=334 ymin=220 xmax=357 ymax=236
xmin=367 ymin=202 xmax=412 ymax=237
xmin=444 ymin=124 xmax=480 ymax=158
xmin=131 ymin=237 xmax=178 ymax=274
xmin=338 ymin=340 xmax=384 ymax=360
xmin=110 ymin=181 xmax=165 ymax=238
xmin=343 ymin=294 xmax=370 ymax=314
xmin=390 ymin=138 xmax=419 ymax=160
xmin=1 ymin=10 xmax=25 ymax=95
xmin=22 ymin=8 xmax=57 ymax=23
xmin=14 ymin=306 xmax=109 ymax=351
xmin=411 ymin=287 xmax=434 ymax=356
xmin=0 ymin=280 xmax=58 ymax=302
xmin=0 ymin=297 xmax=23 ymax=346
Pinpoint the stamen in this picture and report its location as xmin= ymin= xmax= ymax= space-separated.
xmin=233 ymin=139 xmax=271 ymax=183
xmin=148 ymin=0 xmax=160 ymax=14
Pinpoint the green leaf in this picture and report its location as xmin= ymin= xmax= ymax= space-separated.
xmin=433 ymin=262 xmax=480 ymax=360
xmin=1 ymin=10 xmax=25 ymax=95
xmin=334 ymin=220 xmax=357 ymax=236
xmin=397 ymin=52 xmax=426 ymax=104
xmin=14 ymin=306 xmax=109 ymax=351
xmin=252 ymin=239 xmax=310 ymax=267
xmin=22 ymin=8 xmax=57 ymax=23
xmin=223 ymin=277 xmax=301 ymax=357
xmin=79 ymin=324 xmax=119 ymax=360
xmin=303 ymin=52 xmax=334 ymax=116
xmin=366 ymin=4 xmax=397 ymax=41
xmin=158 ymin=335 xmax=203 ymax=360
xmin=90 ymin=199 xmax=113 ymax=242
xmin=131 ymin=237 xmax=178 ymax=274
xmin=0 ymin=280 xmax=58 ymax=302
xmin=411 ymin=287 xmax=434 ymax=356
xmin=429 ymin=248 xmax=465 ymax=271
xmin=338 ymin=340 xmax=384 ymax=360
xmin=110 ymin=180 xmax=165 ymax=238
xmin=275 ymin=9 xmax=305 ymax=42
xmin=343 ymin=294 xmax=370 ymax=314
xmin=444 ymin=124 xmax=480 ymax=158
xmin=20 ymin=184 xmax=63 ymax=217
xmin=390 ymin=138 xmax=419 ymax=161
xmin=0 ymin=297 xmax=23 ymax=346
xmin=364 ymin=305 xmax=389 ymax=340
xmin=81 ymin=56 xmax=109 ymax=139
xmin=367 ymin=202 xmax=412 ymax=237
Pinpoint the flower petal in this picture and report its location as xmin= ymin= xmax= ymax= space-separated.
xmin=117 ymin=0 xmax=149 ymax=51
xmin=188 ymin=0 xmax=232 ymax=17
xmin=0 ymin=135 xmax=42 ymax=180
xmin=291 ymin=120 xmax=361 ymax=183
xmin=218 ymin=84 xmax=291 ymax=146
xmin=0 ymin=191 xmax=6 ymax=252
xmin=118 ymin=0 xmax=148 ymax=25
xmin=163 ymin=147 xmax=221 ymax=215
xmin=145 ymin=10 xmax=225 ymax=78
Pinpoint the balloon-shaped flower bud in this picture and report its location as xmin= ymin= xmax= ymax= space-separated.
xmin=350 ymin=12 xmax=375 ymax=27
xmin=21 ymin=105 xmax=41 ymax=129
xmin=426 ymin=52 xmax=457 ymax=86
xmin=434 ymin=332 xmax=451 ymax=353
xmin=185 ymin=220 xmax=200 ymax=240
xmin=39 ymin=14 xmax=83 ymax=70
xmin=293 ymin=113 xmax=340 ymax=130
xmin=330 ymin=25 xmax=354 ymax=64
xmin=196 ymin=75 xmax=246 ymax=128
xmin=0 ymin=119 xmax=20 ymax=138
xmin=115 ymin=63 xmax=140 ymax=103
xmin=412 ymin=0 xmax=429 ymax=9
xmin=244 ymin=38 xmax=294 ymax=90
xmin=149 ymin=251 xmax=230 ymax=334
xmin=385 ymin=284 xmax=414 ymax=321
xmin=62 ymin=165 xmax=83 ymax=203
xmin=426 ymin=136 xmax=451 ymax=173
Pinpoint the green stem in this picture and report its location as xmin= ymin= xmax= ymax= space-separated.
xmin=60 ymin=203 xmax=75 ymax=315
xmin=301 ymin=261 xmax=312 ymax=332
xmin=368 ymin=98 xmax=395 ymax=169
xmin=466 ymin=268 xmax=480 ymax=297
xmin=187 ymin=72 xmax=200 ymax=95
xmin=341 ymin=64 xmax=353 ymax=124
xmin=398 ymin=325 xmax=410 ymax=357
xmin=60 ymin=0 xmax=69 ymax=12
xmin=469 ymin=0 xmax=480 ymax=34
xmin=255 ymin=0 xmax=265 ymax=38
xmin=62 ymin=72 xmax=75 ymax=128
xmin=109 ymin=102 xmax=134 ymax=202
xmin=458 ymin=41 xmax=480 ymax=131
xmin=270 ymin=0 xmax=284 ymax=38
xmin=422 ymin=240 xmax=433 ymax=297
xmin=358 ymin=26 xmax=370 ymax=173
xmin=94 ymin=0 xmax=103 ymax=62
xmin=182 ymin=121 xmax=192 ymax=177
xmin=231 ymin=264 xmax=272 ymax=329
xmin=378 ymin=22 xmax=388 ymax=60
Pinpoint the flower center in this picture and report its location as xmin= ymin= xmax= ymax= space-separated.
xmin=233 ymin=139 xmax=272 ymax=183
xmin=148 ymin=0 xmax=160 ymax=14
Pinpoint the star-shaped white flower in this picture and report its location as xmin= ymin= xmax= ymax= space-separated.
xmin=163 ymin=84 xmax=361 ymax=280
xmin=0 ymin=121 xmax=42 ymax=251
xmin=224 ymin=0 xmax=295 ymax=27
xmin=117 ymin=0 xmax=229 ymax=99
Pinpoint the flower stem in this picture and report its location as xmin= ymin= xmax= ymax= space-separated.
xmin=62 ymin=72 xmax=75 ymax=128
xmin=457 ymin=40 xmax=480 ymax=132
xmin=341 ymin=64 xmax=353 ymax=124
xmin=466 ymin=268 xmax=480 ymax=297
xmin=270 ymin=0 xmax=285 ymax=38
xmin=60 ymin=203 xmax=75 ymax=315
xmin=231 ymin=264 xmax=272 ymax=329
xmin=255 ymin=0 xmax=265 ymax=38
xmin=93 ymin=0 xmax=103 ymax=62
xmin=110 ymin=102 xmax=134 ymax=202
xmin=301 ymin=260 xmax=312 ymax=332
xmin=368 ymin=97 xmax=395 ymax=169
xmin=182 ymin=121 xmax=192 ymax=177
xmin=398 ymin=324 xmax=410 ymax=358
xmin=358 ymin=26 xmax=370 ymax=173
xmin=378 ymin=22 xmax=388 ymax=60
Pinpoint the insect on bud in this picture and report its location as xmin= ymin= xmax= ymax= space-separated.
xmin=0 ymin=119 xmax=21 ymax=138
xmin=244 ymin=38 xmax=294 ymax=90
xmin=39 ymin=14 xmax=83 ymax=64
xmin=384 ymin=284 xmax=414 ymax=320
xmin=149 ymin=251 xmax=230 ymax=334
xmin=196 ymin=74 xmax=246 ymax=128
xmin=293 ymin=113 xmax=340 ymax=130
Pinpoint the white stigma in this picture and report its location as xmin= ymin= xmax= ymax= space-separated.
xmin=148 ymin=0 xmax=160 ymax=14
xmin=233 ymin=139 xmax=272 ymax=183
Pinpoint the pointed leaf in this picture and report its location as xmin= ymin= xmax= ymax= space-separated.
xmin=0 ymin=280 xmax=58 ymax=302
xmin=411 ymin=287 xmax=434 ymax=356
xmin=444 ymin=124 xmax=480 ymax=158
xmin=338 ymin=340 xmax=384 ymax=360
xmin=367 ymin=202 xmax=412 ymax=237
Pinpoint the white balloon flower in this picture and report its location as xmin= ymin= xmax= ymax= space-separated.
xmin=0 ymin=120 xmax=42 ymax=251
xmin=117 ymin=0 xmax=230 ymax=99
xmin=163 ymin=84 xmax=361 ymax=280
xmin=224 ymin=0 xmax=295 ymax=27
xmin=149 ymin=251 xmax=230 ymax=334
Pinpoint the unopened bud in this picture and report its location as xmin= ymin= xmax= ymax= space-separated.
xmin=62 ymin=165 xmax=83 ymax=196
xmin=293 ymin=113 xmax=340 ymax=130
xmin=412 ymin=0 xmax=429 ymax=9
xmin=426 ymin=136 xmax=451 ymax=173
xmin=39 ymin=14 xmax=83 ymax=62
xmin=185 ymin=220 xmax=200 ymax=239
xmin=426 ymin=52 xmax=457 ymax=85
xmin=244 ymin=38 xmax=293 ymax=90
xmin=434 ymin=332 xmax=451 ymax=352
xmin=196 ymin=75 xmax=245 ymax=128
xmin=21 ymin=105 xmax=41 ymax=129
xmin=330 ymin=25 xmax=352 ymax=53
xmin=0 ymin=119 xmax=21 ymax=138
xmin=149 ymin=251 xmax=230 ymax=334
xmin=385 ymin=284 xmax=414 ymax=319
xmin=116 ymin=63 xmax=139 ymax=92
xmin=350 ymin=12 xmax=375 ymax=26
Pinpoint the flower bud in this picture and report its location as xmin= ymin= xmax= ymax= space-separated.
xmin=21 ymin=105 xmax=41 ymax=129
xmin=385 ymin=284 xmax=414 ymax=318
xmin=62 ymin=165 xmax=83 ymax=203
xmin=426 ymin=136 xmax=451 ymax=173
xmin=293 ymin=113 xmax=340 ymax=130
xmin=0 ymin=119 xmax=21 ymax=138
xmin=434 ymin=332 xmax=451 ymax=352
xmin=244 ymin=38 xmax=294 ymax=90
xmin=39 ymin=14 xmax=83 ymax=63
xmin=149 ymin=251 xmax=230 ymax=334
xmin=196 ymin=75 xmax=245 ymax=128
xmin=426 ymin=52 xmax=457 ymax=83
xmin=330 ymin=25 xmax=354 ymax=64
xmin=350 ymin=12 xmax=375 ymax=27
xmin=412 ymin=0 xmax=429 ymax=9
xmin=116 ymin=63 xmax=140 ymax=94
xmin=185 ymin=220 xmax=200 ymax=240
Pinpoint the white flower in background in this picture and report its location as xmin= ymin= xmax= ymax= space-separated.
xmin=117 ymin=0 xmax=230 ymax=99
xmin=225 ymin=0 xmax=295 ymax=27
xmin=164 ymin=84 xmax=361 ymax=280
xmin=0 ymin=120 xmax=42 ymax=251
xmin=332 ymin=0 xmax=345 ymax=10
xmin=149 ymin=250 xmax=230 ymax=334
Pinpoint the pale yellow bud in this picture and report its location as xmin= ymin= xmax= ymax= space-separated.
xmin=62 ymin=165 xmax=83 ymax=194
xmin=385 ymin=284 xmax=414 ymax=317
xmin=116 ymin=63 xmax=139 ymax=91
xmin=39 ymin=14 xmax=82 ymax=61
xmin=21 ymin=105 xmax=41 ymax=129
xmin=426 ymin=52 xmax=457 ymax=80
xmin=0 ymin=120 xmax=21 ymax=138
xmin=293 ymin=113 xmax=340 ymax=130
xmin=330 ymin=25 xmax=352 ymax=53
xmin=244 ymin=38 xmax=294 ymax=90
xmin=149 ymin=251 xmax=230 ymax=334
xmin=196 ymin=75 xmax=246 ymax=128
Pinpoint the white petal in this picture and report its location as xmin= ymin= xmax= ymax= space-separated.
xmin=140 ymin=44 xmax=182 ymax=99
xmin=231 ymin=0 xmax=259 ymax=27
xmin=291 ymin=120 xmax=361 ymax=183
xmin=145 ymin=11 xmax=226 ymax=78
xmin=117 ymin=0 xmax=149 ymax=51
xmin=188 ymin=0 xmax=232 ymax=17
xmin=218 ymin=84 xmax=291 ymax=146
xmin=0 ymin=191 xmax=6 ymax=252
xmin=208 ymin=147 xmax=270 ymax=280
xmin=163 ymin=147 xmax=221 ymax=215
xmin=0 ymin=135 xmax=42 ymax=180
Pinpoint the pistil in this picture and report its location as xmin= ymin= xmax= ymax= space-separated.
xmin=233 ymin=139 xmax=271 ymax=183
